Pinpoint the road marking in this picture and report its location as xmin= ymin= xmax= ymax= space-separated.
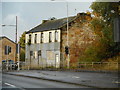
xmin=72 ymin=76 xmax=80 ymax=78
xmin=5 ymin=83 xmax=16 ymax=87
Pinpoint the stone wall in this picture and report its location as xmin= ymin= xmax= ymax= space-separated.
xmin=61 ymin=13 xmax=96 ymax=68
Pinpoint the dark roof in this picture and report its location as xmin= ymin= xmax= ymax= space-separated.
xmin=0 ymin=36 xmax=6 ymax=40
xmin=0 ymin=36 xmax=16 ymax=44
xmin=26 ymin=16 xmax=77 ymax=34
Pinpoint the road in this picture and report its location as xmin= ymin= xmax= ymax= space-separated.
xmin=1 ymin=73 xmax=89 ymax=89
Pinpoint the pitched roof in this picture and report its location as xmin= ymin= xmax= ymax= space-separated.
xmin=0 ymin=36 xmax=16 ymax=44
xmin=26 ymin=16 xmax=77 ymax=34
xmin=0 ymin=36 xmax=6 ymax=40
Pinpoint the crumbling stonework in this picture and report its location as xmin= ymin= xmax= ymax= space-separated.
xmin=61 ymin=13 xmax=96 ymax=68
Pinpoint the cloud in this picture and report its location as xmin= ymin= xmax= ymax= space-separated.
xmin=3 ymin=13 xmax=20 ymax=25
xmin=2 ymin=13 xmax=28 ymax=41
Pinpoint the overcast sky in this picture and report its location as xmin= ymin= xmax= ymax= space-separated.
xmin=1 ymin=0 xmax=94 ymax=42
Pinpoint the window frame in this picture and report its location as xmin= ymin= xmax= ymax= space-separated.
xmin=5 ymin=45 xmax=8 ymax=55
xmin=29 ymin=34 xmax=31 ymax=40
xmin=55 ymin=31 xmax=58 ymax=42
xmin=30 ymin=51 xmax=33 ymax=56
xmin=34 ymin=34 xmax=37 ymax=44
xmin=38 ymin=50 xmax=41 ymax=56
xmin=41 ymin=32 xmax=44 ymax=43
xmin=28 ymin=34 xmax=31 ymax=44
xmin=49 ymin=32 xmax=52 ymax=42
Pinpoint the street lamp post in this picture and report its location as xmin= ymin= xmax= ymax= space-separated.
xmin=2 ymin=16 xmax=17 ymax=43
xmin=2 ymin=16 xmax=20 ymax=70
xmin=66 ymin=1 xmax=70 ymax=69
xmin=51 ymin=0 xmax=70 ymax=68
xmin=15 ymin=16 xmax=18 ymax=43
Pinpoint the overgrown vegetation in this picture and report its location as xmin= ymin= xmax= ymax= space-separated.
xmin=79 ymin=2 xmax=120 ymax=63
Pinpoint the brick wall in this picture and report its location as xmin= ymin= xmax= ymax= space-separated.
xmin=0 ymin=37 xmax=17 ymax=63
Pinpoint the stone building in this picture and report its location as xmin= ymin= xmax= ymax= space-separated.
xmin=0 ymin=36 xmax=17 ymax=66
xmin=25 ymin=13 xmax=96 ymax=68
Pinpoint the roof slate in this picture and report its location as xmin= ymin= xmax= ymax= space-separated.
xmin=26 ymin=16 xmax=76 ymax=34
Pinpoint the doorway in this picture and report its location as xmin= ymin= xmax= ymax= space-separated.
xmin=55 ymin=54 xmax=59 ymax=68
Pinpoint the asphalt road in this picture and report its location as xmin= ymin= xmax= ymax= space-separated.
xmin=1 ymin=73 xmax=89 ymax=89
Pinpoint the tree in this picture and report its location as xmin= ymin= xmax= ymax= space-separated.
xmin=18 ymin=31 xmax=26 ymax=49
xmin=18 ymin=31 xmax=26 ymax=61
xmin=20 ymin=48 xmax=25 ymax=61
xmin=90 ymin=1 xmax=119 ymax=23
xmin=89 ymin=1 xmax=120 ymax=61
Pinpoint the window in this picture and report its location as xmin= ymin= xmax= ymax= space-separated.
xmin=46 ymin=51 xmax=54 ymax=60
xmin=35 ymin=34 xmax=37 ymax=43
xmin=5 ymin=46 xmax=8 ymax=55
xmin=28 ymin=34 xmax=31 ymax=45
xmin=55 ymin=54 xmax=59 ymax=68
xmin=41 ymin=33 xmax=44 ymax=43
xmin=9 ymin=46 xmax=11 ymax=53
xmin=34 ymin=51 xmax=38 ymax=59
xmin=38 ymin=50 xmax=41 ymax=56
xmin=29 ymin=34 xmax=31 ymax=40
xmin=5 ymin=46 xmax=11 ymax=55
xmin=30 ymin=51 xmax=33 ymax=56
xmin=55 ymin=31 xmax=58 ymax=42
xmin=49 ymin=32 xmax=52 ymax=42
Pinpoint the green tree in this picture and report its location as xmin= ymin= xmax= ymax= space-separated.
xmin=19 ymin=31 xmax=26 ymax=49
xmin=90 ymin=1 xmax=119 ymax=23
xmin=90 ymin=1 xmax=120 ymax=60
xmin=80 ymin=1 xmax=120 ymax=62
xmin=18 ymin=31 xmax=26 ymax=61
xmin=20 ymin=48 xmax=25 ymax=61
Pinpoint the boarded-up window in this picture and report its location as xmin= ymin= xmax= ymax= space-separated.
xmin=55 ymin=31 xmax=58 ymax=42
xmin=49 ymin=32 xmax=52 ymax=42
xmin=29 ymin=34 xmax=31 ymax=41
xmin=47 ymin=51 xmax=54 ymax=60
xmin=34 ymin=34 xmax=37 ymax=43
xmin=41 ymin=33 xmax=44 ymax=43
xmin=5 ymin=46 xmax=8 ymax=55
xmin=30 ymin=51 xmax=33 ymax=56
xmin=38 ymin=50 xmax=41 ymax=56
xmin=34 ymin=51 xmax=38 ymax=59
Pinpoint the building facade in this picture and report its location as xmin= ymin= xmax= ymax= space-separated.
xmin=26 ymin=30 xmax=61 ymax=68
xmin=0 ymin=36 xmax=17 ymax=66
xmin=25 ymin=13 xmax=96 ymax=68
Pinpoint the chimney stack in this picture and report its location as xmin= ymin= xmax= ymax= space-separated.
xmin=42 ymin=20 xmax=49 ymax=23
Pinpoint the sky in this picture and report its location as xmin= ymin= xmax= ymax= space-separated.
xmin=1 ymin=0 xmax=95 ymax=42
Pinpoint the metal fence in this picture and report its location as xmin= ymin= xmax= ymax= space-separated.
xmin=20 ymin=62 xmax=118 ymax=71
xmin=2 ymin=61 xmax=118 ymax=71
xmin=77 ymin=62 xmax=118 ymax=71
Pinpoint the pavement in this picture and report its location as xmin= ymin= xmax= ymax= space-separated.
xmin=4 ymin=70 xmax=119 ymax=88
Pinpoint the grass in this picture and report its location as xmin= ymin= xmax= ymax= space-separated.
xmin=21 ymin=55 xmax=119 ymax=71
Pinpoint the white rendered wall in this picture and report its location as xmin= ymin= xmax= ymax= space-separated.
xmin=25 ymin=29 xmax=61 ymax=44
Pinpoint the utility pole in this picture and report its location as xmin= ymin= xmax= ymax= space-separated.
xmin=51 ymin=0 xmax=70 ymax=69
xmin=2 ymin=16 xmax=19 ymax=70
xmin=7 ymin=45 xmax=9 ymax=71
xmin=16 ymin=16 xmax=20 ymax=70
xmin=66 ymin=1 xmax=70 ymax=69
xmin=16 ymin=16 xmax=17 ymax=43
